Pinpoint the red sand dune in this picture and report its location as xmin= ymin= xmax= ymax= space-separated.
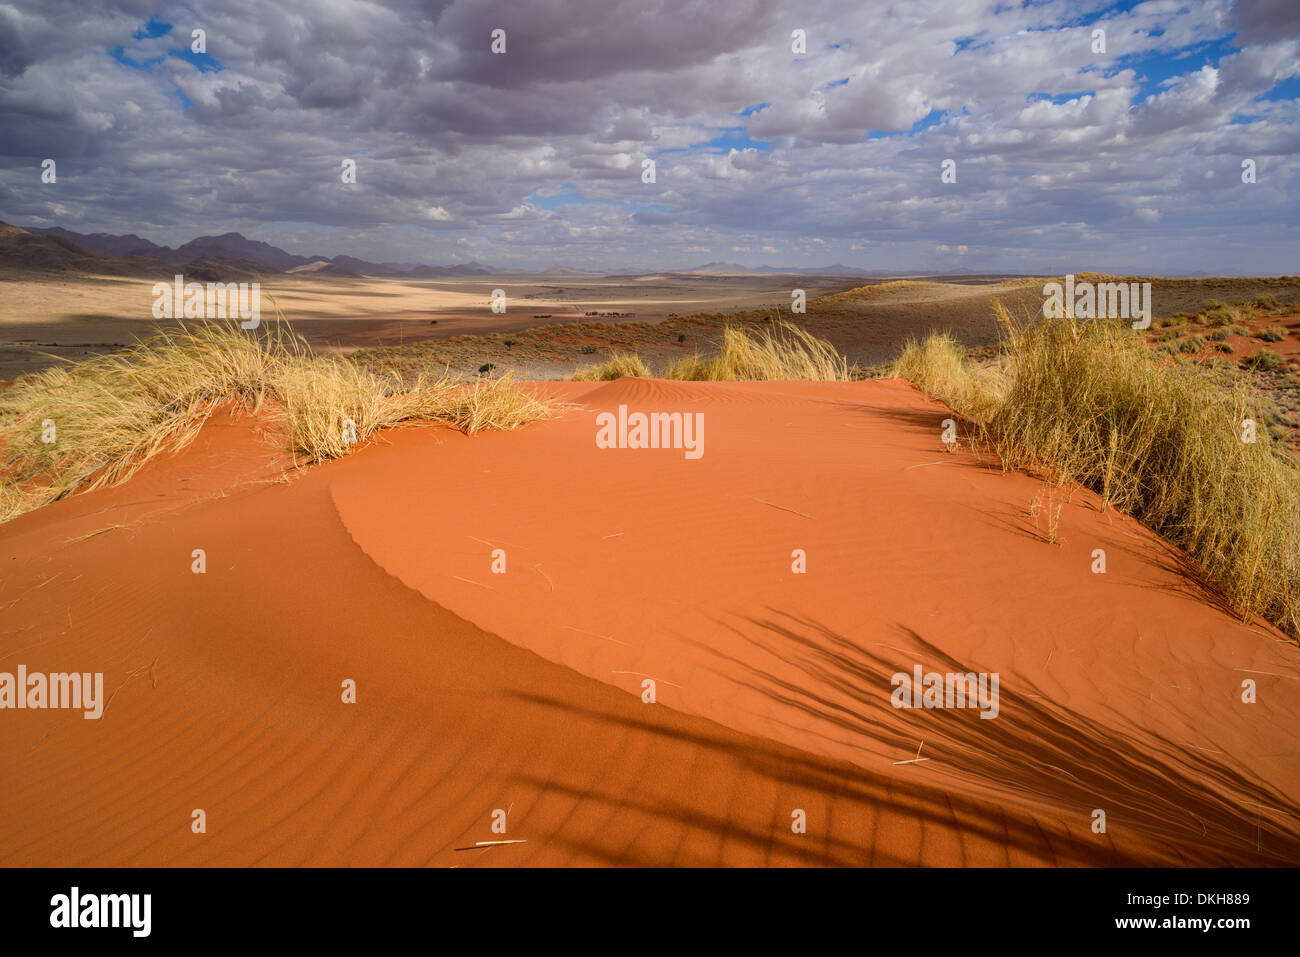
xmin=1 ymin=378 xmax=1297 ymax=866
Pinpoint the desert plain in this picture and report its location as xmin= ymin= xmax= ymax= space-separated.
xmin=2 ymin=259 xmax=1300 ymax=867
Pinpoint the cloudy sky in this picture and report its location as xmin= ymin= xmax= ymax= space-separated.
xmin=0 ymin=0 xmax=1297 ymax=273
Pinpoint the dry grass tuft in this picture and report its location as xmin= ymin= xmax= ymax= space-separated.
xmin=0 ymin=323 xmax=284 ymax=515
xmin=893 ymin=302 xmax=1300 ymax=639
xmin=566 ymin=321 xmax=851 ymax=384
xmin=891 ymin=332 xmax=1007 ymax=423
xmin=428 ymin=377 xmax=556 ymax=434
xmin=668 ymin=321 xmax=849 ymax=381
xmin=0 ymin=322 xmax=554 ymax=522
xmin=571 ymin=352 xmax=652 ymax=381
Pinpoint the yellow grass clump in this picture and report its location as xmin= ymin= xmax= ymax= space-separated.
xmin=571 ymin=352 xmax=652 ymax=381
xmin=895 ymin=302 xmax=1300 ymax=639
xmin=567 ymin=322 xmax=851 ymax=384
xmin=0 ymin=322 xmax=554 ymax=523
xmin=668 ymin=321 xmax=850 ymax=381
xmin=426 ymin=377 xmax=556 ymax=435
xmin=891 ymin=332 xmax=1007 ymax=423
xmin=0 ymin=323 xmax=282 ymax=518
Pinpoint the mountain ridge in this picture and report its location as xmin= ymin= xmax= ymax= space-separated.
xmin=23 ymin=225 xmax=494 ymax=278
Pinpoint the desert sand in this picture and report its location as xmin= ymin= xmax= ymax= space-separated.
xmin=0 ymin=376 xmax=1296 ymax=866
xmin=0 ymin=271 xmax=865 ymax=379
xmin=7 ymin=273 xmax=1296 ymax=385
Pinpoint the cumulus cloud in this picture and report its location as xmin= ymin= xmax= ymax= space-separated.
xmin=0 ymin=0 xmax=1295 ymax=273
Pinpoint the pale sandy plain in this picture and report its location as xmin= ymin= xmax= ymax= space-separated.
xmin=0 ymin=271 xmax=866 ymax=379
xmin=5 ymin=272 xmax=1292 ymax=383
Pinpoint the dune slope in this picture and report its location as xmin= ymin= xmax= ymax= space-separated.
xmin=1 ymin=380 xmax=1296 ymax=866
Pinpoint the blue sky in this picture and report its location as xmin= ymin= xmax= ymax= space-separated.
xmin=0 ymin=0 xmax=1296 ymax=273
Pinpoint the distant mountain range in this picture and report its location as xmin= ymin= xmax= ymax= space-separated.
xmin=676 ymin=261 xmax=993 ymax=276
xmin=21 ymin=226 xmax=497 ymax=278
xmin=7 ymin=223 xmax=915 ymax=278
xmin=679 ymin=261 xmax=886 ymax=276
xmin=0 ymin=222 xmax=230 ymax=280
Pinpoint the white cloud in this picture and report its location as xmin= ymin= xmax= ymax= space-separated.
xmin=0 ymin=0 xmax=1293 ymax=273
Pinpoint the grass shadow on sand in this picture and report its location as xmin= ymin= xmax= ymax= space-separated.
xmin=502 ymin=688 xmax=1129 ymax=866
xmin=686 ymin=612 xmax=1300 ymax=866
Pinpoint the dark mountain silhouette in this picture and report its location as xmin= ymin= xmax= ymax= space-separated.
xmin=172 ymin=233 xmax=313 ymax=271
xmin=24 ymin=226 xmax=175 ymax=261
xmin=25 ymin=225 xmax=495 ymax=277
xmin=15 ymin=224 xmax=896 ymax=277
xmin=0 ymin=222 xmax=175 ymax=278
xmin=682 ymin=261 xmax=877 ymax=276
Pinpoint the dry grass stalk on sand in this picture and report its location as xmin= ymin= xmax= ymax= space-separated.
xmin=571 ymin=352 xmax=653 ymax=381
xmin=668 ymin=320 xmax=850 ymax=381
xmin=569 ymin=320 xmax=850 ymax=383
xmin=894 ymin=302 xmax=1300 ymax=640
xmin=0 ymin=321 xmax=554 ymax=523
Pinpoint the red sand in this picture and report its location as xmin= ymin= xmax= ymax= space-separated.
xmin=1 ymin=379 xmax=1297 ymax=866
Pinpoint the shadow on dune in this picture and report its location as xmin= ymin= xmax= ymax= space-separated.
xmin=502 ymin=688 xmax=1123 ymax=866
xmin=686 ymin=612 xmax=1300 ymax=866
xmin=484 ymin=608 xmax=1298 ymax=865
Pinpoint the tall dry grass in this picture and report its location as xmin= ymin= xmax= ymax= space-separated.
xmin=425 ymin=376 xmax=555 ymax=435
xmin=891 ymin=332 xmax=1007 ymax=422
xmin=895 ymin=303 xmax=1300 ymax=639
xmin=668 ymin=321 xmax=850 ymax=381
xmin=571 ymin=352 xmax=652 ymax=381
xmin=568 ymin=321 xmax=850 ymax=383
xmin=0 ymin=323 xmax=284 ymax=514
xmin=0 ymin=322 xmax=553 ymax=523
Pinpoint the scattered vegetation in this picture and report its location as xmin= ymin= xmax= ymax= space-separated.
xmin=0 ymin=322 xmax=553 ymax=523
xmin=564 ymin=320 xmax=855 ymax=383
xmin=667 ymin=321 xmax=850 ymax=382
xmin=895 ymin=303 xmax=1300 ymax=640
xmin=891 ymin=332 xmax=1007 ymax=423
xmin=571 ymin=352 xmax=653 ymax=381
xmin=1246 ymin=350 xmax=1284 ymax=372
xmin=1259 ymin=325 xmax=1288 ymax=343
xmin=1199 ymin=302 xmax=1241 ymax=327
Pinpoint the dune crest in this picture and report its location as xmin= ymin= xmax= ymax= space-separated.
xmin=328 ymin=377 xmax=1300 ymax=864
xmin=1 ymin=382 xmax=1297 ymax=865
